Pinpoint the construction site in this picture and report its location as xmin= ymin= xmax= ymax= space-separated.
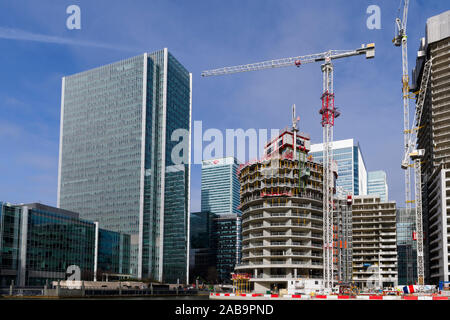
xmin=235 ymin=123 xmax=326 ymax=293
xmin=202 ymin=1 xmax=450 ymax=300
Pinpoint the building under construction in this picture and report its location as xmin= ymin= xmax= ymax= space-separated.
xmin=351 ymin=195 xmax=398 ymax=289
xmin=412 ymin=10 xmax=450 ymax=284
xmin=235 ymin=119 xmax=352 ymax=292
xmin=201 ymin=41 xmax=374 ymax=293
xmin=235 ymin=126 xmax=323 ymax=292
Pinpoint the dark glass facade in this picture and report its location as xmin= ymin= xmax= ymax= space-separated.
xmin=215 ymin=214 xmax=242 ymax=283
xmin=58 ymin=50 xmax=191 ymax=283
xmin=397 ymin=208 xmax=417 ymax=285
xmin=189 ymin=211 xmax=217 ymax=283
xmin=0 ymin=203 xmax=21 ymax=287
xmin=0 ymin=202 xmax=130 ymax=287
xmin=189 ymin=212 xmax=244 ymax=284
xmin=97 ymin=228 xmax=130 ymax=277
xmin=26 ymin=205 xmax=95 ymax=286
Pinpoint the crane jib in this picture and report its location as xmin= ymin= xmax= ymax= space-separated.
xmin=201 ymin=43 xmax=376 ymax=291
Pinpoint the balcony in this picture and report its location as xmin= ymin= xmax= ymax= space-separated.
xmin=270 ymin=241 xmax=287 ymax=246
xmin=380 ymin=245 xmax=397 ymax=249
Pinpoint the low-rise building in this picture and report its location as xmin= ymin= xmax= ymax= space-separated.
xmin=0 ymin=202 xmax=130 ymax=287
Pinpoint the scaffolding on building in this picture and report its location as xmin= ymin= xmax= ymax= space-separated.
xmin=232 ymin=273 xmax=251 ymax=295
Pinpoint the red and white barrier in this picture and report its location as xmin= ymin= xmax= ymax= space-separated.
xmin=210 ymin=293 xmax=449 ymax=300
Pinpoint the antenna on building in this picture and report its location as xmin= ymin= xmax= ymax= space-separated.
xmin=292 ymin=104 xmax=299 ymax=132
xmin=292 ymin=104 xmax=297 ymax=162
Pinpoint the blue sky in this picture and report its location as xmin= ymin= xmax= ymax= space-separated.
xmin=0 ymin=0 xmax=447 ymax=211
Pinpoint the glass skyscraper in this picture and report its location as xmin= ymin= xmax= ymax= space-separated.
xmin=367 ymin=170 xmax=389 ymax=202
xmin=57 ymin=49 xmax=192 ymax=283
xmin=310 ymin=139 xmax=367 ymax=196
xmin=201 ymin=157 xmax=241 ymax=215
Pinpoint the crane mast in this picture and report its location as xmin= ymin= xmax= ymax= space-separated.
xmin=202 ymin=44 xmax=374 ymax=292
xmin=394 ymin=0 xmax=426 ymax=286
xmin=404 ymin=59 xmax=432 ymax=287
xmin=394 ymin=0 xmax=413 ymax=217
xmin=320 ymin=59 xmax=335 ymax=291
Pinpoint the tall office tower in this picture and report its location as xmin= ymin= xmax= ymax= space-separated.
xmin=236 ymin=125 xmax=328 ymax=293
xmin=412 ymin=10 xmax=450 ymax=284
xmin=310 ymin=139 xmax=367 ymax=196
xmin=396 ymin=208 xmax=417 ymax=285
xmin=215 ymin=214 xmax=242 ymax=283
xmin=351 ymin=196 xmax=398 ymax=289
xmin=367 ymin=170 xmax=389 ymax=202
xmin=201 ymin=157 xmax=241 ymax=215
xmin=57 ymin=49 xmax=192 ymax=283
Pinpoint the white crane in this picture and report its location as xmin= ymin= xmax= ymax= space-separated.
xmin=394 ymin=0 xmax=427 ymax=286
xmin=393 ymin=0 xmax=413 ymax=215
xmin=202 ymin=44 xmax=375 ymax=291
xmin=402 ymin=59 xmax=432 ymax=287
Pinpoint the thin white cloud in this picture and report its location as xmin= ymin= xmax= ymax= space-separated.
xmin=0 ymin=26 xmax=137 ymax=52
xmin=0 ymin=122 xmax=23 ymax=138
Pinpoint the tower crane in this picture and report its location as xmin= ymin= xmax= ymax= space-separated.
xmin=401 ymin=59 xmax=432 ymax=287
xmin=202 ymin=44 xmax=375 ymax=292
xmin=393 ymin=0 xmax=413 ymax=213
xmin=393 ymin=0 xmax=426 ymax=286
